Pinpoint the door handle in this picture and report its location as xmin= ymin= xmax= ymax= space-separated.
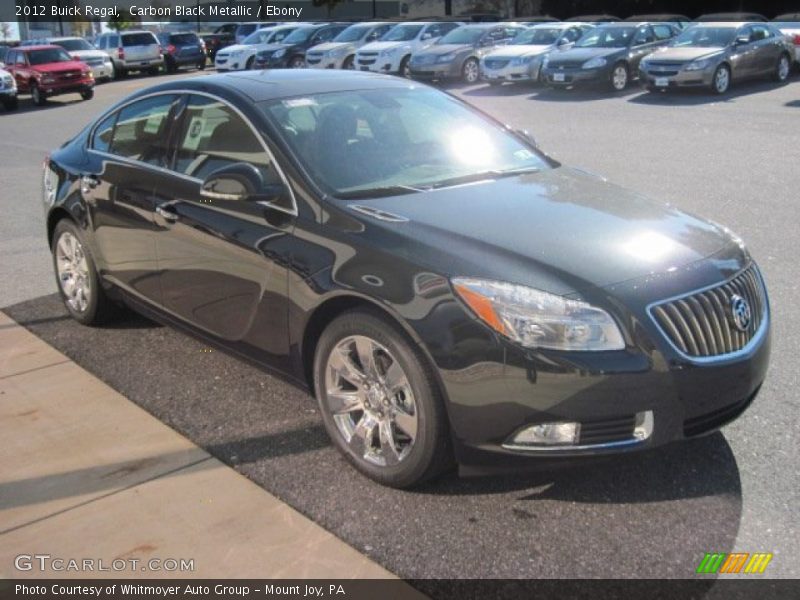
xmin=81 ymin=175 xmax=100 ymax=190
xmin=156 ymin=204 xmax=179 ymax=222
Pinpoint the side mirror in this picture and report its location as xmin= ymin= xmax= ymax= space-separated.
xmin=735 ymin=35 xmax=750 ymax=46
xmin=200 ymin=162 xmax=288 ymax=206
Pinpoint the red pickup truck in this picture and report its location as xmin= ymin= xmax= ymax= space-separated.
xmin=4 ymin=45 xmax=94 ymax=106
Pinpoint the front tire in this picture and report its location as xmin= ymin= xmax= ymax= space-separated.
xmin=711 ymin=64 xmax=731 ymax=94
xmin=399 ymin=55 xmax=411 ymax=79
xmin=52 ymin=220 xmax=116 ymax=326
xmin=313 ymin=310 xmax=452 ymax=488
xmin=462 ymin=57 xmax=480 ymax=84
xmin=774 ymin=53 xmax=791 ymax=82
xmin=31 ymin=83 xmax=46 ymax=106
xmin=81 ymin=89 xmax=94 ymax=101
xmin=610 ymin=61 xmax=628 ymax=91
xmin=342 ymin=55 xmax=355 ymax=70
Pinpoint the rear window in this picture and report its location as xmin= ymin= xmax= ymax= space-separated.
xmin=122 ymin=33 xmax=157 ymax=47
xmin=170 ymin=33 xmax=199 ymax=44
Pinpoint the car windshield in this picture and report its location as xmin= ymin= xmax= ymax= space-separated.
xmin=381 ymin=25 xmax=423 ymax=42
xmin=269 ymin=28 xmax=297 ymax=43
xmin=262 ymin=88 xmax=549 ymax=197
xmin=671 ymin=27 xmax=737 ymax=48
xmin=575 ymin=26 xmax=635 ymax=48
xmin=335 ymin=25 xmax=372 ymax=43
xmin=511 ymin=27 xmax=561 ymax=45
xmin=283 ymin=27 xmax=315 ymax=44
xmin=243 ymin=30 xmax=273 ymax=44
xmin=236 ymin=24 xmax=258 ymax=37
xmin=54 ymin=38 xmax=93 ymax=51
xmin=439 ymin=28 xmax=485 ymax=45
xmin=28 ymin=48 xmax=73 ymax=65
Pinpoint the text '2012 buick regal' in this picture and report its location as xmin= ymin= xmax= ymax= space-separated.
xmin=43 ymin=70 xmax=770 ymax=488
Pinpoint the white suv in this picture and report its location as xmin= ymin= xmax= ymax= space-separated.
xmin=355 ymin=21 xmax=462 ymax=77
xmin=48 ymin=36 xmax=114 ymax=81
xmin=94 ymin=30 xmax=163 ymax=77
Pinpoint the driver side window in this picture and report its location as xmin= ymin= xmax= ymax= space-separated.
xmin=633 ymin=27 xmax=654 ymax=45
xmin=173 ymin=95 xmax=280 ymax=186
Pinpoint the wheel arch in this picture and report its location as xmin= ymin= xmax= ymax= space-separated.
xmin=47 ymin=206 xmax=75 ymax=248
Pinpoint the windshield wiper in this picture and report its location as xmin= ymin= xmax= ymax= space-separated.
xmin=425 ymin=166 xmax=541 ymax=190
xmin=336 ymin=184 xmax=426 ymax=200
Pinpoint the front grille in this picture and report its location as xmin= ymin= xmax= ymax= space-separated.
xmin=650 ymin=265 xmax=766 ymax=358
xmin=359 ymin=52 xmax=378 ymax=58
xmin=85 ymin=58 xmax=104 ymax=66
xmin=358 ymin=58 xmax=376 ymax=66
xmin=57 ymin=70 xmax=82 ymax=81
xmin=484 ymin=58 xmax=510 ymax=70
xmin=683 ymin=387 xmax=758 ymax=437
xmin=306 ymin=58 xmax=321 ymax=64
xmin=579 ymin=415 xmax=636 ymax=445
xmin=547 ymin=62 xmax=583 ymax=70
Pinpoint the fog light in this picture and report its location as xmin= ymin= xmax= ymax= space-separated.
xmin=633 ymin=411 xmax=654 ymax=440
xmin=511 ymin=421 xmax=580 ymax=446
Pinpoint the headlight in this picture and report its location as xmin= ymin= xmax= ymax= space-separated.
xmin=684 ymin=58 xmax=710 ymax=71
xmin=273 ymin=48 xmax=286 ymax=58
xmin=230 ymin=49 xmax=244 ymax=56
xmin=582 ymin=57 xmax=607 ymax=69
xmin=452 ymin=278 xmax=625 ymax=351
xmin=41 ymin=73 xmax=56 ymax=84
xmin=436 ymin=53 xmax=456 ymax=63
xmin=510 ymin=55 xmax=536 ymax=66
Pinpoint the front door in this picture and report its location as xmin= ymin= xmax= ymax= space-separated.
xmin=151 ymin=93 xmax=296 ymax=345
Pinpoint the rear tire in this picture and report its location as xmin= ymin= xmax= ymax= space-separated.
xmin=774 ymin=53 xmax=791 ymax=82
xmin=52 ymin=219 xmax=117 ymax=326
xmin=314 ymin=309 xmax=453 ymax=488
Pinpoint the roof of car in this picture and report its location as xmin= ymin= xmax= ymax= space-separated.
xmin=692 ymin=22 xmax=749 ymax=28
xmin=46 ymin=36 xmax=84 ymax=41
xmin=695 ymin=13 xmax=767 ymax=22
xmin=143 ymin=69 xmax=413 ymax=104
xmin=18 ymin=44 xmax=61 ymax=51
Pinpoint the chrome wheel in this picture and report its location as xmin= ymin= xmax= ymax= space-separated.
xmin=324 ymin=335 xmax=418 ymax=467
xmin=463 ymin=59 xmax=479 ymax=83
xmin=777 ymin=55 xmax=790 ymax=81
xmin=55 ymin=231 xmax=91 ymax=313
xmin=714 ymin=66 xmax=730 ymax=94
xmin=612 ymin=64 xmax=628 ymax=90
xmin=290 ymin=56 xmax=305 ymax=69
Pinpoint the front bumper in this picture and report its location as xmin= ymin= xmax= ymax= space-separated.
xmin=542 ymin=65 xmax=609 ymax=86
xmin=482 ymin=60 xmax=542 ymax=83
xmin=409 ymin=61 xmax=459 ymax=80
xmin=427 ymin=257 xmax=770 ymax=470
xmin=356 ymin=55 xmax=401 ymax=74
xmin=88 ymin=62 xmax=113 ymax=80
xmin=0 ymin=88 xmax=16 ymax=98
xmin=121 ymin=57 xmax=163 ymax=70
xmin=639 ymin=66 xmax=716 ymax=89
xmin=40 ymin=79 xmax=94 ymax=97
xmin=254 ymin=56 xmax=291 ymax=69
xmin=306 ymin=55 xmax=344 ymax=69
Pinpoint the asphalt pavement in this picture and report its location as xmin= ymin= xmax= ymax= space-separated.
xmin=1 ymin=69 xmax=798 ymax=578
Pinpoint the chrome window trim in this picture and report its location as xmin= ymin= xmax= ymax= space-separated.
xmin=86 ymin=88 xmax=299 ymax=217
xmin=646 ymin=263 xmax=770 ymax=365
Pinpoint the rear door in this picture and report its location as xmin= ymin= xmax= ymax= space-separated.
xmin=150 ymin=93 xmax=296 ymax=344
xmin=85 ymin=93 xmax=182 ymax=303
xmin=750 ymin=24 xmax=781 ymax=73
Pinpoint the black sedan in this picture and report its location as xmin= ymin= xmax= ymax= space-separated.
xmin=43 ymin=71 xmax=770 ymax=487
xmin=542 ymin=22 xmax=679 ymax=90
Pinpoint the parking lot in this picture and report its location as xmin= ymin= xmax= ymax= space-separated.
xmin=2 ymin=68 xmax=799 ymax=578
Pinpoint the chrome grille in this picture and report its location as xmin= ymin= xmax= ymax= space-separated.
xmin=650 ymin=265 xmax=766 ymax=358
xmin=484 ymin=58 xmax=510 ymax=69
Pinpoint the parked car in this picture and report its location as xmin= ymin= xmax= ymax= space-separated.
xmin=94 ymin=30 xmax=163 ymax=77
xmin=541 ymin=22 xmax=679 ymax=91
xmin=252 ymin=23 xmax=349 ymax=70
xmin=4 ymin=45 xmax=93 ymax=106
xmin=640 ymin=23 xmax=794 ymax=94
xmin=772 ymin=14 xmax=800 ymax=64
xmin=0 ymin=45 xmax=10 ymax=67
xmin=215 ymin=25 xmax=301 ymax=71
xmin=355 ymin=21 xmax=462 ymax=77
xmin=481 ymin=22 xmax=594 ymax=85
xmin=157 ymin=32 xmax=206 ymax=73
xmin=306 ymin=22 xmax=396 ymax=70
xmin=46 ymin=37 xmax=114 ymax=81
xmin=625 ymin=14 xmax=692 ymax=29
xmin=0 ymin=67 xmax=18 ymax=110
xmin=43 ymin=70 xmax=770 ymax=487
xmin=696 ymin=13 xmax=768 ymax=22
xmin=409 ymin=23 xmax=526 ymax=83
xmin=235 ymin=22 xmax=283 ymax=44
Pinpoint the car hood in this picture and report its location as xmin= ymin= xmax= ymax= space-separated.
xmin=346 ymin=167 xmax=734 ymax=293
xmin=220 ymin=44 xmax=257 ymax=54
xmin=253 ymin=43 xmax=292 ymax=53
xmin=67 ymin=50 xmax=107 ymax=60
xmin=33 ymin=60 xmax=87 ymax=73
xmin=360 ymin=41 xmax=410 ymax=52
xmin=647 ymin=46 xmax=726 ymax=62
xmin=548 ymin=47 xmax=623 ymax=64
xmin=419 ymin=44 xmax=471 ymax=56
xmin=487 ymin=44 xmax=553 ymax=58
xmin=309 ymin=42 xmax=354 ymax=53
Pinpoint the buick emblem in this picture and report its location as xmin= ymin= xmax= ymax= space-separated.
xmin=730 ymin=294 xmax=751 ymax=332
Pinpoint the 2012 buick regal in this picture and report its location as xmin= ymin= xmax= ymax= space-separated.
xmin=43 ymin=70 xmax=770 ymax=487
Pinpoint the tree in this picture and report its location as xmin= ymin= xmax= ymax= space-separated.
xmin=312 ymin=0 xmax=345 ymax=18
xmin=1 ymin=22 xmax=12 ymax=42
xmin=108 ymin=12 xmax=137 ymax=32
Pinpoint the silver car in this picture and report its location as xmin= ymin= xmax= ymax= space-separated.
xmin=306 ymin=22 xmax=395 ymax=69
xmin=481 ymin=23 xmax=593 ymax=85
xmin=640 ymin=22 xmax=794 ymax=94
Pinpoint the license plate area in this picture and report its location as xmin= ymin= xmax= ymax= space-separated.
xmin=553 ymin=73 xmax=565 ymax=82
